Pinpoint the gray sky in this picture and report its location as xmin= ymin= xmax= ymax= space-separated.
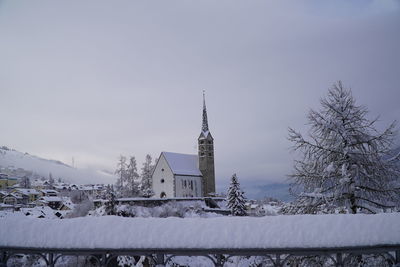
xmin=1 ymin=0 xmax=399 ymax=197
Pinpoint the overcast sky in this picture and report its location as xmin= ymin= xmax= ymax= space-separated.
xmin=1 ymin=0 xmax=399 ymax=196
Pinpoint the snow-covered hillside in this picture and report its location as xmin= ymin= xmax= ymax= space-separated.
xmin=0 ymin=147 xmax=114 ymax=185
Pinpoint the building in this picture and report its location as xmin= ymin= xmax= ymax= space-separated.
xmin=12 ymin=188 xmax=41 ymax=205
xmin=37 ymin=196 xmax=63 ymax=210
xmin=152 ymin=93 xmax=216 ymax=198
xmin=40 ymin=189 xmax=59 ymax=197
xmin=0 ymin=174 xmax=18 ymax=190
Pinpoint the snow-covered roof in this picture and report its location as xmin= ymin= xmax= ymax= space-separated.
xmin=5 ymin=193 xmax=23 ymax=199
xmin=20 ymin=206 xmax=62 ymax=219
xmin=40 ymin=196 xmax=62 ymax=202
xmin=15 ymin=188 xmax=40 ymax=195
xmin=79 ymin=184 xmax=103 ymax=190
xmin=40 ymin=189 xmax=58 ymax=194
xmin=162 ymin=152 xmax=202 ymax=176
xmin=53 ymin=184 xmax=69 ymax=190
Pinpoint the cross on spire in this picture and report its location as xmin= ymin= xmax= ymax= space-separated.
xmin=202 ymin=90 xmax=209 ymax=133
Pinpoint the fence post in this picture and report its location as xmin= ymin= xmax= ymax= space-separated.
xmin=101 ymin=254 xmax=107 ymax=267
xmin=395 ymin=250 xmax=400 ymax=265
xmin=274 ymin=254 xmax=282 ymax=267
xmin=215 ymin=254 xmax=224 ymax=267
xmin=154 ymin=254 xmax=165 ymax=266
xmin=0 ymin=251 xmax=7 ymax=267
xmin=336 ymin=253 xmax=344 ymax=267
xmin=48 ymin=253 xmax=54 ymax=267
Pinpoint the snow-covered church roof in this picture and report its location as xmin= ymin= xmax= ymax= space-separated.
xmin=162 ymin=152 xmax=202 ymax=176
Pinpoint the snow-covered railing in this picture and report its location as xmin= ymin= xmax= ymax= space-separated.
xmin=1 ymin=213 xmax=400 ymax=266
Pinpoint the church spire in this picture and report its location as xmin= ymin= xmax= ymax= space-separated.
xmin=202 ymin=90 xmax=209 ymax=133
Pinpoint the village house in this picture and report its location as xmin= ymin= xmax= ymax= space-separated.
xmin=2 ymin=193 xmax=22 ymax=206
xmin=0 ymin=174 xmax=18 ymax=190
xmin=37 ymin=196 xmax=63 ymax=210
xmin=12 ymin=188 xmax=41 ymax=205
xmin=39 ymin=189 xmax=59 ymax=197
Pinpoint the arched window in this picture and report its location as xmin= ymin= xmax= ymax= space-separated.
xmin=160 ymin=192 xmax=166 ymax=198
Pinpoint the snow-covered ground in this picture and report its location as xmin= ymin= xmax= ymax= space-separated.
xmin=0 ymin=147 xmax=114 ymax=184
xmin=1 ymin=213 xmax=399 ymax=249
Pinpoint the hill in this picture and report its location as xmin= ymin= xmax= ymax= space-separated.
xmin=0 ymin=146 xmax=114 ymax=185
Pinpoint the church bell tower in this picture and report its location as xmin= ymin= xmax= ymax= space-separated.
xmin=198 ymin=92 xmax=216 ymax=196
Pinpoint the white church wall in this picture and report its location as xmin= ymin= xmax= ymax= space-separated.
xmin=152 ymin=154 xmax=175 ymax=198
xmin=175 ymin=175 xmax=202 ymax=197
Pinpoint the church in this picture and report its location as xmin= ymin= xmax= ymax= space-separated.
xmin=151 ymin=94 xmax=216 ymax=198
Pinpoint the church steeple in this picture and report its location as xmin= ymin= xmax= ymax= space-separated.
xmin=198 ymin=91 xmax=215 ymax=196
xmin=202 ymin=91 xmax=209 ymax=133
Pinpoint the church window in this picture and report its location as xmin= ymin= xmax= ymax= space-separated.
xmin=160 ymin=192 xmax=166 ymax=198
xmin=161 ymin=179 xmax=165 ymax=183
xmin=184 ymin=180 xmax=187 ymax=188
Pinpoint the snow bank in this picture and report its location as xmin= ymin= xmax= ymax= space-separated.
xmin=0 ymin=213 xmax=399 ymax=249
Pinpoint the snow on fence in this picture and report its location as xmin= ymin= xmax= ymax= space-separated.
xmin=1 ymin=213 xmax=399 ymax=250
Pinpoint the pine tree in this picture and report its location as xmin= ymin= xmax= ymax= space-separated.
xmin=115 ymin=155 xmax=127 ymax=196
xmin=140 ymin=154 xmax=154 ymax=197
xmin=105 ymin=185 xmax=116 ymax=215
xmin=125 ymin=156 xmax=140 ymax=197
xmin=227 ymin=174 xmax=247 ymax=216
xmin=287 ymin=81 xmax=400 ymax=214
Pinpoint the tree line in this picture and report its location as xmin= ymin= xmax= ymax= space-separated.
xmin=112 ymin=154 xmax=155 ymax=199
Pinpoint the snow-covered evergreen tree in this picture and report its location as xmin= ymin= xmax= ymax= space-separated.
xmin=140 ymin=154 xmax=154 ymax=196
xmin=287 ymin=81 xmax=400 ymax=214
xmin=125 ymin=156 xmax=140 ymax=197
xmin=114 ymin=155 xmax=127 ymax=196
xmin=105 ymin=185 xmax=116 ymax=215
xmin=227 ymin=174 xmax=247 ymax=216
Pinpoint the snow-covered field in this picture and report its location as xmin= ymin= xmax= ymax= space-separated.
xmin=1 ymin=213 xmax=399 ymax=249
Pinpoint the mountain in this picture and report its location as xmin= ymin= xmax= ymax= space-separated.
xmin=246 ymin=183 xmax=293 ymax=201
xmin=0 ymin=146 xmax=114 ymax=184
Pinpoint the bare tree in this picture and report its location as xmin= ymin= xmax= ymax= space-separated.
xmin=287 ymin=81 xmax=400 ymax=214
xmin=20 ymin=176 xmax=31 ymax=188
xmin=48 ymin=172 xmax=55 ymax=187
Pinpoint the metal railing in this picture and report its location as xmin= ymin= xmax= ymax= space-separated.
xmin=1 ymin=245 xmax=399 ymax=267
